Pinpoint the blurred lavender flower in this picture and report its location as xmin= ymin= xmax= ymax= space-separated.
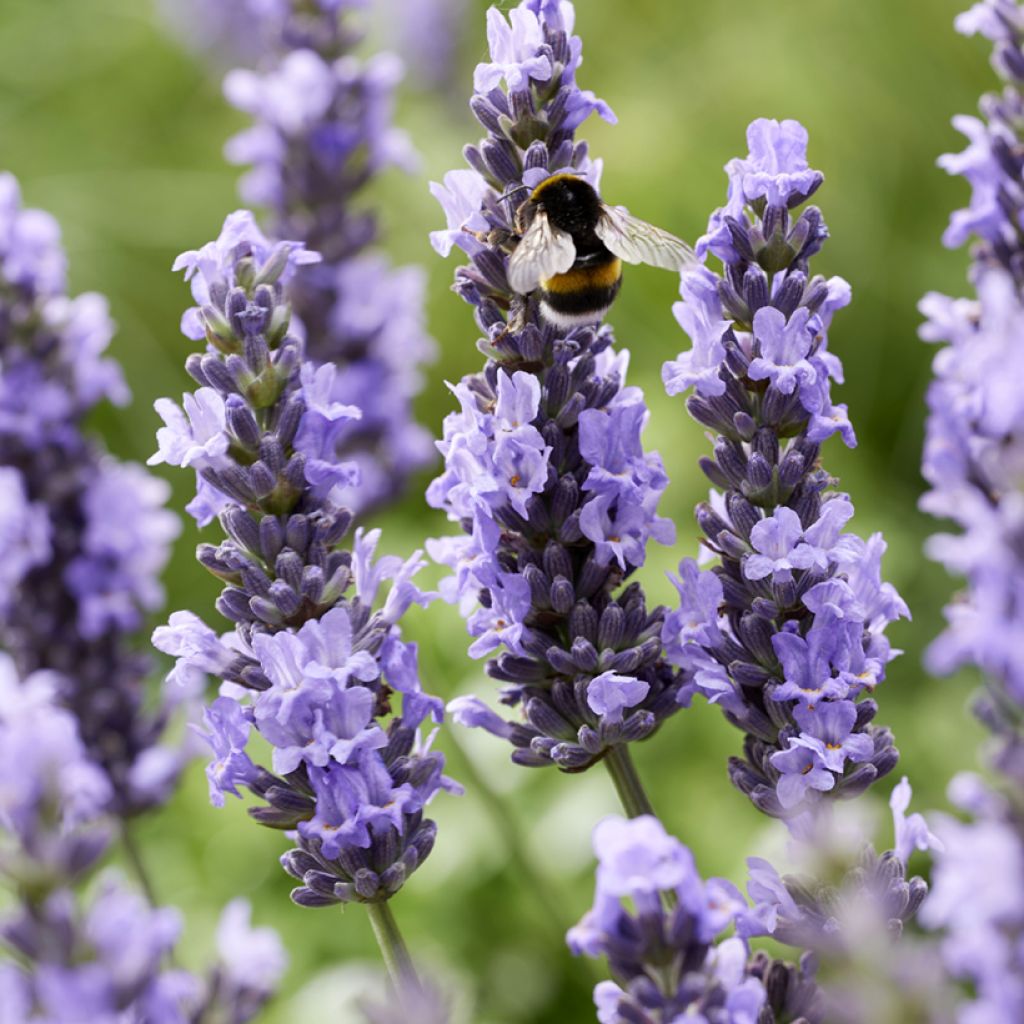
xmin=0 ymin=654 xmax=112 ymax=886
xmin=661 ymin=120 xmax=906 ymax=825
xmin=920 ymin=773 xmax=1024 ymax=1023
xmin=162 ymin=0 xmax=467 ymax=88
xmin=0 ymin=172 xmax=182 ymax=816
xmin=739 ymin=779 xmax=935 ymax=953
xmin=0 ymin=655 xmax=283 ymax=1024
xmin=915 ymin=8 xmax=1024 ymax=1021
xmin=359 ymin=978 xmax=451 ymax=1024
xmin=568 ymin=814 xmax=769 ymax=1023
xmin=215 ymin=0 xmax=435 ymax=517
xmin=212 ymin=898 xmax=290 ymax=1021
xmin=736 ymin=778 xmax=942 ymax=1024
xmin=429 ymin=0 xmax=685 ymax=786
xmin=921 ymin=3 xmax=1024 ymax=780
xmin=152 ymin=211 xmax=458 ymax=909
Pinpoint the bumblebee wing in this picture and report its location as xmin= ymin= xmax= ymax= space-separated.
xmin=595 ymin=204 xmax=697 ymax=271
xmin=506 ymin=211 xmax=577 ymax=295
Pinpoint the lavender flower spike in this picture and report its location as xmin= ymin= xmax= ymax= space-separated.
xmin=921 ymin=1 xmax=1024 ymax=777
xmin=662 ymin=120 xmax=907 ymax=825
xmin=568 ymin=814 xmax=768 ymax=1023
xmin=916 ymin=9 xmax=1024 ymax=1020
xmin=0 ymin=171 xmax=182 ymax=816
xmin=428 ymin=0 xmax=685 ymax=782
xmin=152 ymin=211 xmax=458 ymax=915
xmin=221 ymin=0 xmax=435 ymax=517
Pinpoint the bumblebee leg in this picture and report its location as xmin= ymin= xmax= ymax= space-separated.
xmin=477 ymin=295 xmax=529 ymax=358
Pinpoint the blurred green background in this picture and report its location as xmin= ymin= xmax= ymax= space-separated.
xmin=0 ymin=0 xmax=997 ymax=1019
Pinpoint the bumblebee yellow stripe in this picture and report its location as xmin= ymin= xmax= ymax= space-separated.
xmin=529 ymin=172 xmax=582 ymax=201
xmin=541 ymin=258 xmax=622 ymax=294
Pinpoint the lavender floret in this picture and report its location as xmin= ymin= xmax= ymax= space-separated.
xmin=662 ymin=120 xmax=907 ymax=824
xmin=153 ymin=211 xmax=458 ymax=906
xmin=428 ymin=0 xmax=685 ymax=774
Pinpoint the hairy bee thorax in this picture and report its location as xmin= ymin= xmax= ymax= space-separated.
xmin=527 ymin=174 xmax=604 ymax=243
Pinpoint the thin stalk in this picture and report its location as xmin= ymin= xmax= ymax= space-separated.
xmin=603 ymin=743 xmax=656 ymax=819
xmin=366 ymin=900 xmax=420 ymax=993
xmin=603 ymin=744 xmax=678 ymax=909
xmin=447 ymin=729 xmax=570 ymax=942
xmin=121 ymin=821 xmax=158 ymax=906
xmin=445 ymin=728 xmax=603 ymax=993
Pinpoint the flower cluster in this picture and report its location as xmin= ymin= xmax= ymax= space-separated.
xmin=921 ymin=1 xmax=1024 ymax=774
xmin=220 ymin=0 xmax=435 ymax=516
xmin=0 ymin=654 xmax=286 ymax=1024
xmin=661 ymin=120 xmax=906 ymax=823
xmin=567 ymin=814 xmax=769 ymax=1024
xmin=0 ymin=172 xmax=181 ymax=816
xmin=916 ymin=7 xmax=1024 ymax=1020
xmin=428 ymin=0 xmax=685 ymax=774
xmin=161 ymin=0 xmax=467 ymax=90
xmin=731 ymin=778 xmax=944 ymax=1023
xmin=739 ymin=780 xmax=935 ymax=955
xmin=152 ymin=211 xmax=457 ymax=906
xmin=920 ymin=773 xmax=1024 ymax=1023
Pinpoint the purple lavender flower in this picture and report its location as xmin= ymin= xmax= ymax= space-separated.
xmin=568 ymin=814 xmax=768 ymax=1024
xmin=661 ymin=120 xmax=906 ymax=823
xmin=427 ymin=0 xmax=686 ymax=781
xmin=916 ymin=10 xmax=1024 ymax=1020
xmin=735 ymin=778 xmax=936 ymax=1023
xmin=0 ymin=467 xmax=51 ymax=616
xmin=212 ymin=899 xmax=289 ymax=1021
xmin=0 ymin=172 xmax=182 ymax=816
xmin=921 ymin=130 xmax=1024 ymax=729
xmin=0 ymin=656 xmax=284 ymax=1024
xmin=217 ymin=1 xmax=436 ymax=517
xmin=0 ymin=654 xmax=112 ymax=884
xmin=742 ymin=783 xmax=932 ymax=941
xmin=919 ymin=773 xmax=1024 ymax=1023
xmin=153 ymin=211 xmax=458 ymax=908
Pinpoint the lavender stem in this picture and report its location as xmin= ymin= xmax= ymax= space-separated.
xmin=365 ymin=901 xmax=420 ymax=993
xmin=603 ymin=744 xmax=656 ymax=820
xmin=120 ymin=822 xmax=158 ymax=907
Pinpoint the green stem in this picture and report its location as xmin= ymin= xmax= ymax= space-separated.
xmin=121 ymin=822 xmax=158 ymax=906
xmin=366 ymin=900 xmax=420 ymax=993
xmin=603 ymin=743 xmax=656 ymax=819
xmin=603 ymin=745 xmax=678 ymax=909
xmin=447 ymin=730 xmax=570 ymax=943
xmin=444 ymin=728 xmax=603 ymax=994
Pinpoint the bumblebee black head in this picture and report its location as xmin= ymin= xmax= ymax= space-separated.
xmin=529 ymin=174 xmax=603 ymax=241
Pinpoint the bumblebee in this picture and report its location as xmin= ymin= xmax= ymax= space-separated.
xmin=506 ymin=173 xmax=695 ymax=328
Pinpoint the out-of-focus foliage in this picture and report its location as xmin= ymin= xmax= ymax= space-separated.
xmin=0 ymin=0 xmax=992 ymax=1020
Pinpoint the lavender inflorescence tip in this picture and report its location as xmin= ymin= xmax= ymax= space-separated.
xmin=567 ymin=813 xmax=828 ymax=1024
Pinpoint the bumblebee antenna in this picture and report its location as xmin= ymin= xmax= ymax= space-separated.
xmin=498 ymin=183 xmax=531 ymax=204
